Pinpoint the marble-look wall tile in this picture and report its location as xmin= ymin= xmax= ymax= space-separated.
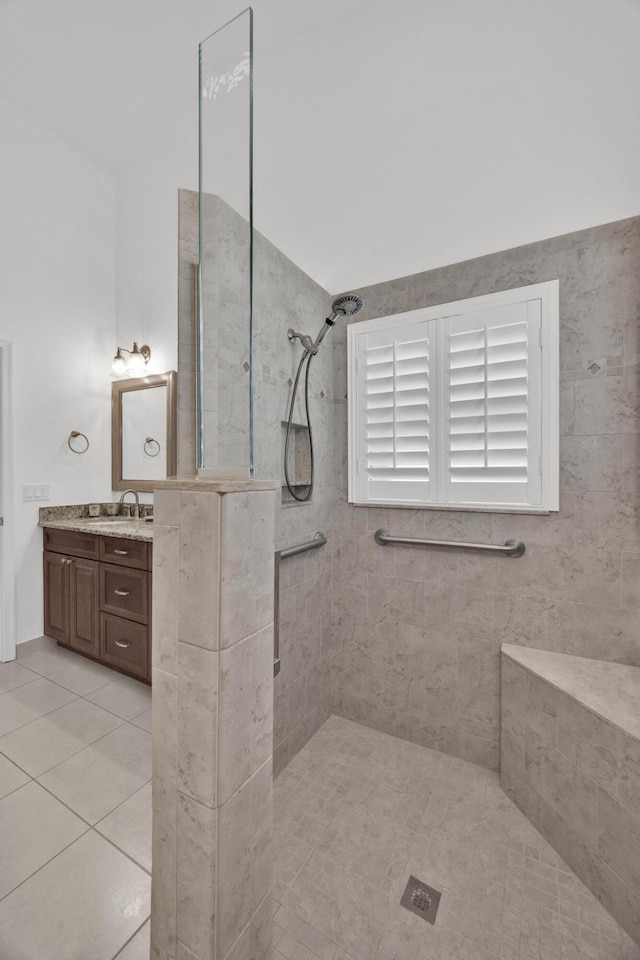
xmin=153 ymin=523 xmax=180 ymax=676
xmin=494 ymin=594 xmax=575 ymax=654
xmin=176 ymin=793 xmax=217 ymax=960
xmin=573 ymin=603 xmax=640 ymax=665
xmin=333 ymin=216 xmax=640 ymax=773
xmin=555 ymin=694 xmax=640 ymax=813
xmin=150 ymin=812 xmax=177 ymax=960
xmin=367 ymin=574 xmax=426 ymax=627
xmin=177 ymin=192 xmax=334 ymax=772
xmin=178 ymin=492 xmax=220 ymax=652
xmin=176 ymin=943 xmax=202 ymax=960
xmin=152 ymin=668 xmax=178 ymax=826
xmin=501 ymin=648 xmax=640 ymax=946
xmin=219 ymin=491 xmax=274 ymax=648
xmin=216 ymin=759 xmax=273 ymax=959
xmin=177 ymin=643 xmax=218 ymax=809
xmin=217 ymin=625 xmax=273 ymax=806
xmin=221 ymin=893 xmax=271 ymax=960
xmin=524 ymin=725 xmax=598 ymax=846
xmin=597 ymin=789 xmax=640 ymax=892
xmin=458 ymin=732 xmax=499 ymax=771
xmin=152 ymin=482 xmax=275 ymax=960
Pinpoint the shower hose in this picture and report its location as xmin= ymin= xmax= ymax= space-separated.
xmin=284 ymin=350 xmax=314 ymax=501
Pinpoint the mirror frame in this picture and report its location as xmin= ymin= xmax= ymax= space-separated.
xmin=112 ymin=371 xmax=178 ymax=492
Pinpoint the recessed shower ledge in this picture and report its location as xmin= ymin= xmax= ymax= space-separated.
xmin=154 ymin=475 xmax=278 ymax=494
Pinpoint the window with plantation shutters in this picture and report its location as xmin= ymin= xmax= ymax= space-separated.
xmin=348 ymin=280 xmax=559 ymax=512
xmin=358 ymin=320 xmax=432 ymax=504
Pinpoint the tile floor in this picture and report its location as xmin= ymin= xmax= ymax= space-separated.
xmin=1 ymin=639 xmax=639 ymax=960
xmin=0 ymin=636 xmax=152 ymax=960
xmin=272 ymin=716 xmax=640 ymax=960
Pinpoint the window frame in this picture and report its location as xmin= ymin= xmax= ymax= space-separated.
xmin=347 ymin=279 xmax=559 ymax=514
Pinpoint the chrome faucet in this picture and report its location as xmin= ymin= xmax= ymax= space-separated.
xmin=119 ymin=489 xmax=140 ymax=518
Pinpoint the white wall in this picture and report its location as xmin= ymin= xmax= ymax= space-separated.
xmin=115 ymin=120 xmax=195 ymax=374
xmin=0 ymin=100 xmax=116 ymax=647
xmin=114 ymin=0 xmax=640 ymax=328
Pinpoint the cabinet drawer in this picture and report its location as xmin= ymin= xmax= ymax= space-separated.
xmin=100 ymin=564 xmax=149 ymax=624
xmin=44 ymin=528 xmax=98 ymax=561
xmin=99 ymin=537 xmax=150 ymax=570
xmin=100 ymin=613 xmax=148 ymax=680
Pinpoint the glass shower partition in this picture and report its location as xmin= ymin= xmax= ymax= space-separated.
xmin=198 ymin=8 xmax=254 ymax=477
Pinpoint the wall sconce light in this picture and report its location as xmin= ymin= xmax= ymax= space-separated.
xmin=110 ymin=342 xmax=151 ymax=378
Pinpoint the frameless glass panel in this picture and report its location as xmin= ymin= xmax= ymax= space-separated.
xmin=198 ymin=7 xmax=253 ymax=476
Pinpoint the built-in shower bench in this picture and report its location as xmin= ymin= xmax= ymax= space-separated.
xmin=500 ymin=643 xmax=640 ymax=946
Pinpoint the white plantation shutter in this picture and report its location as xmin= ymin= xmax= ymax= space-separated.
xmin=353 ymin=318 xmax=432 ymax=503
xmin=348 ymin=281 xmax=558 ymax=512
xmin=439 ymin=300 xmax=543 ymax=507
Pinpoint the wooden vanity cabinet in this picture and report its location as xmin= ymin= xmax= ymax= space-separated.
xmin=43 ymin=528 xmax=152 ymax=683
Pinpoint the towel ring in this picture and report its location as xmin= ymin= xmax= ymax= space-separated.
xmin=68 ymin=431 xmax=89 ymax=454
xmin=144 ymin=436 xmax=161 ymax=457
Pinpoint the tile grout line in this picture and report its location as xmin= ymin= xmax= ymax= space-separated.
xmin=110 ymin=915 xmax=150 ymax=960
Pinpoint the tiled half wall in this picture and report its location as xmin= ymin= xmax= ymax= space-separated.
xmin=177 ymin=192 xmax=333 ymax=778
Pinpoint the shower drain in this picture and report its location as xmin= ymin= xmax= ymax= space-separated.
xmin=400 ymin=876 xmax=441 ymax=924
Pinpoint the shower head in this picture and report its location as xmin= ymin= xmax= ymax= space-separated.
xmin=288 ymin=295 xmax=365 ymax=357
xmin=308 ymin=294 xmax=365 ymax=354
xmin=331 ymin=295 xmax=364 ymax=317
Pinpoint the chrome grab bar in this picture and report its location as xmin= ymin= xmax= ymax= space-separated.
xmin=374 ymin=528 xmax=525 ymax=558
xmin=274 ymin=532 xmax=327 ymax=677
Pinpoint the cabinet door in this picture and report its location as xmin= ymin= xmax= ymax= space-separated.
xmin=44 ymin=551 xmax=70 ymax=644
xmin=69 ymin=557 xmax=100 ymax=656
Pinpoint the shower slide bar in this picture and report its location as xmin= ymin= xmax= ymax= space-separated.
xmin=374 ymin=529 xmax=526 ymax=558
xmin=273 ymin=531 xmax=327 ymax=677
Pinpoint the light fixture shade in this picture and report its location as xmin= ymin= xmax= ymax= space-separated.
xmin=110 ymin=348 xmax=127 ymax=378
xmin=127 ymin=342 xmax=146 ymax=375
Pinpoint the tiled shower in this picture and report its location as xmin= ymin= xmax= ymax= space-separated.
xmin=174 ymin=184 xmax=640 ymax=950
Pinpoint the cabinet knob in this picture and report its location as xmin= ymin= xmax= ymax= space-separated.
xmin=114 ymin=549 xmax=129 ymax=556
xmin=114 ymin=588 xmax=131 ymax=597
xmin=114 ymin=639 xmax=132 ymax=649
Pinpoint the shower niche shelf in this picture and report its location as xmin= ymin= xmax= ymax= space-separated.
xmin=281 ymin=420 xmax=311 ymax=504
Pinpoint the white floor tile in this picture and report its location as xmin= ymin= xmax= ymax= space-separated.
xmin=130 ymin=707 xmax=152 ymax=732
xmin=0 ymin=677 xmax=77 ymax=736
xmin=37 ymin=722 xmax=152 ymax=823
xmin=0 ymin=697 xmax=124 ymax=777
xmin=96 ymin=782 xmax=152 ymax=871
xmin=16 ymin=635 xmax=55 ymax=659
xmin=0 ymin=830 xmax=150 ymax=960
xmin=0 ymin=781 xmax=87 ymax=899
xmin=0 ymin=660 xmax=39 ymax=694
xmin=46 ymin=656 xmax=121 ymax=695
xmin=113 ymin=920 xmax=150 ymax=960
xmin=18 ymin=644 xmax=78 ymax=677
xmin=0 ymin=752 xmax=30 ymax=799
xmin=86 ymin=674 xmax=152 ymax=720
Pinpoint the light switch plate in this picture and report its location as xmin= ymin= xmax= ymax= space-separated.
xmin=23 ymin=484 xmax=51 ymax=501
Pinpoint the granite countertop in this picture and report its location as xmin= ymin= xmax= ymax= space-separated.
xmin=502 ymin=643 xmax=640 ymax=741
xmin=40 ymin=517 xmax=153 ymax=543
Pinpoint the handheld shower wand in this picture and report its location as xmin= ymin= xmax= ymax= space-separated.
xmin=285 ymin=295 xmax=364 ymax=501
xmin=287 ymin=294 xmax=364 ymax=357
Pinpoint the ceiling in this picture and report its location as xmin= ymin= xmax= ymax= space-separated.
xmin=2 ymin=0 xmax=640 ymax=291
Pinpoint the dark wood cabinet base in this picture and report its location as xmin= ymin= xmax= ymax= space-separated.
xmin=44 ymin=528 xmax=152 ymax=684
xmin=55 ymin=638 xmax=151 ymax=685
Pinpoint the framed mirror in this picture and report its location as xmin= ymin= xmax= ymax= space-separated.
xmin=112 ymin=371 xmax=177 ymax=492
